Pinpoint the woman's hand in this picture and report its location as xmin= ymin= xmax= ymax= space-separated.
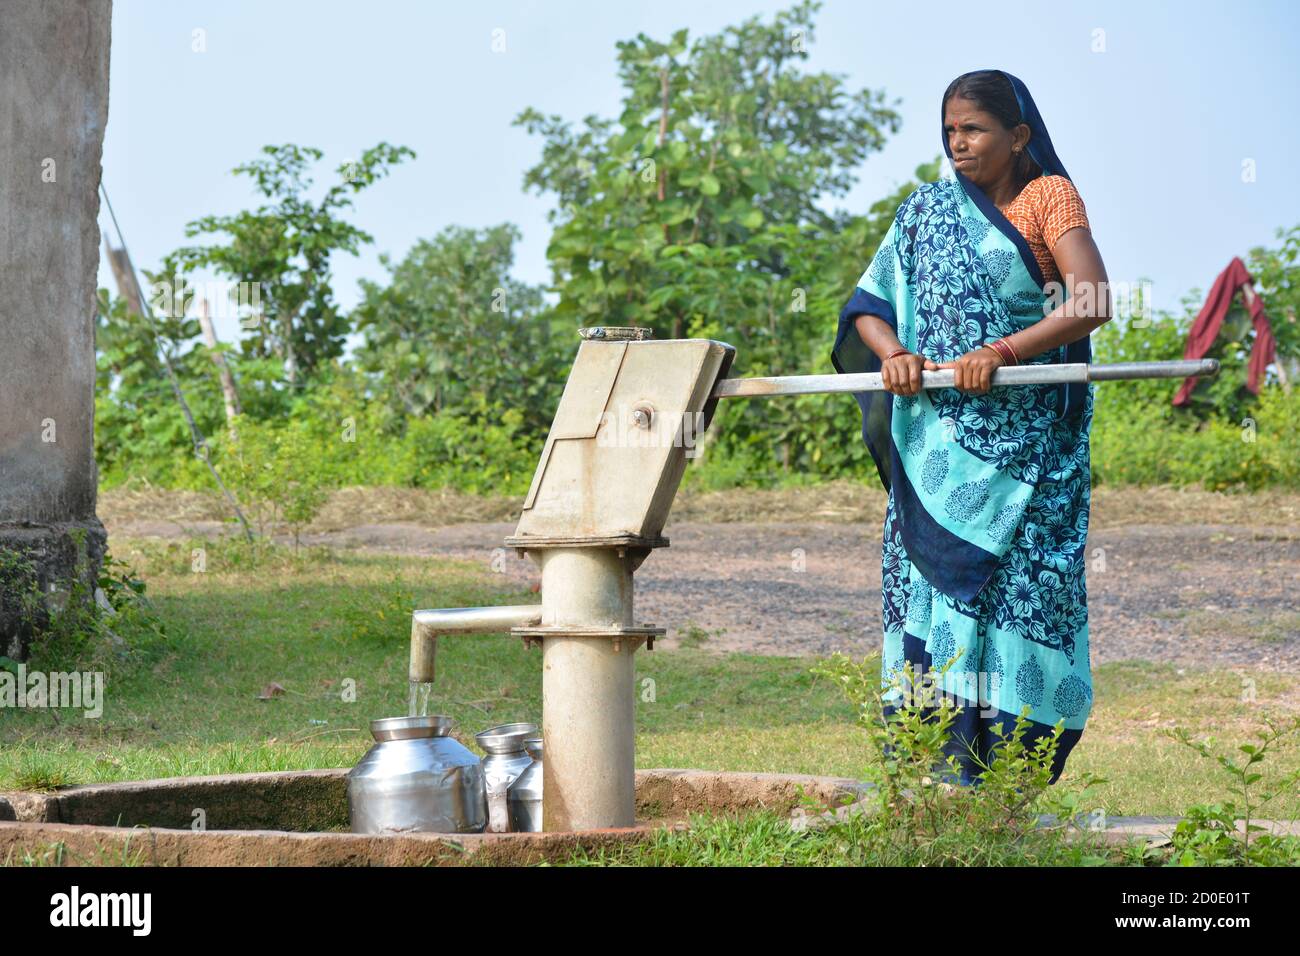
xmin=936 ymin=347 xmax=1004 ymax=395
xmin=881 ymin=351 xmax=940 ymax=397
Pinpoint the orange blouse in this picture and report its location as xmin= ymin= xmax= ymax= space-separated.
xmin=996 ymin=174 xmax=1090 ymax=286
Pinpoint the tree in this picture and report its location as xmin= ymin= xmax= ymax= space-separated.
xmin=168 ymin=142 xmax=415 ymax=384
xmin=512 ymin=0 xmax=912 ymax=478
xmin=354 ymin=223 xmax=569 ymax=435
xmin=94 ymin=286 xmax=216 ymax=485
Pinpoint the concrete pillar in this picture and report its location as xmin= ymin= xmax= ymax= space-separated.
xmin=0 ymin=1 xmax=113 ymax=660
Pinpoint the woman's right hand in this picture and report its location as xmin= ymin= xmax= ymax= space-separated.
xmin=880 ymin=351 xmax=939 ymax=396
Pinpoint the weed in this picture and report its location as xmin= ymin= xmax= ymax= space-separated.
xmin=1163 ymin=714 xmax=1300 ymax=866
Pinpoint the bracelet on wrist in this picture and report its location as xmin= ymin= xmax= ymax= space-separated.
xmin=885 ymin=347 xmax=911 ymax=361
xmin=986 ymin=338 xmax=1019 ymax=367
xmin=982 ymin=342 xmax=1008 ymax=366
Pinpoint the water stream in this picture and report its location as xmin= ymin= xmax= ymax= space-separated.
xmin=408 ymin=680 xmax=435 ymax=717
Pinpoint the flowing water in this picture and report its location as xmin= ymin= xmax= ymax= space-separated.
xmin=408 ymin=680 xmax=435 ymax=717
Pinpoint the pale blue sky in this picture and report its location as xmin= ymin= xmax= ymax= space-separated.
xmin=98 ymin=0 xmax=1300 ymax=347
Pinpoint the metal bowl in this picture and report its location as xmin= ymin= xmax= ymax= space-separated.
xmin=475 ymin=722 xmax=539 ymax=755
xmin=523 ymin=737 xmax=544 ymax=759
xmin=369 ymin=715 xmax=454 ymax=742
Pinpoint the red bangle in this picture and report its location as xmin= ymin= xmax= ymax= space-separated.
xmin=986 ymin=338 xmax=1019 ymax=366
xmin=885 ymin=348 xmax=911 ymax=361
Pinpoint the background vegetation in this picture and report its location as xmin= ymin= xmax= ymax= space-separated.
xmin=93 ymin=0 xmax=1299 ymax=514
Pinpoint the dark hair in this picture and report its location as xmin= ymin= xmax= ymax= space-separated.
xmin=942 ymin=70 xmax=1041 ymax=186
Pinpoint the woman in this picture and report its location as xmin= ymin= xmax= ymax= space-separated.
xmin=830 ymin=70 xmax=1112 ymax=786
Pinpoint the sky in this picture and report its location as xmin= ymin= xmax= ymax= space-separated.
xmin=98 ymin=0 xmax=1300 ymax=347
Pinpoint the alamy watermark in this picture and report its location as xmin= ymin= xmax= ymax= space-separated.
xmin=147 ymin=274 xmax=270 ymax=330
xmin=1042 ymin=276 xmax=1153 ymax=325
xmin=595 ymin=405 xmax=706 ymax=458
xmin=0 ymin=664 xmax=104 ymax=718
xmin=885 ymin=662 xmax=1005 ymax=719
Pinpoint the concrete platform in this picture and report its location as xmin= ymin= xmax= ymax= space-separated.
xmin=1 ymin=768 xmax=1294 ymax=865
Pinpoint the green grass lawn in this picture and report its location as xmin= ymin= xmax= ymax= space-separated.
xmin=2 ymin=536 xmax=1297 ymax=827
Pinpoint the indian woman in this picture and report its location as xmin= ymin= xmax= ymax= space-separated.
xmin=830 ymin=69 xmax=1112 ymax=786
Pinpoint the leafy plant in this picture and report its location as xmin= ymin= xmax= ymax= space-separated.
xmin=86 ymin=1 xmax=1300 ymax=497
xmin=809 ymin=650 xmax=1111 ymax=864
xmin=1163 ymin=715 xmax=1300 ymax=866
xmin=513 ymin=0 xmax=923 ymax=481
xmin=354 ymin=223 xmax=568 ymax=434
xmin=168 ymin=142 xmax=415 ymax=383
xmin=0 ymin=547 xmax=44 ymax=646
xmin=97 ymin=552 xmax=149 ymax=612
xmin=223 ymin=418 xmax=329 ymax=551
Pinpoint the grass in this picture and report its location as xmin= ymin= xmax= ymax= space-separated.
xmin=555 ymin=809 xmax=1141 ymax=867
xmin=1184 ymin=608 xmax=1300 ymax=645
xmin=2 ymin=535 xmax=1297 ymax=829
xmin=4 ymin=836 xmax=149 ymax=868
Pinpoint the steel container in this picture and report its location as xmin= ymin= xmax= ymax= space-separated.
xmin=507 ymin=737 xmax=544 ymax=833
xmin=476 ymin=721 xmax=538 ymax=833
xmin=347 ymin=715 xmax=487 ymax=834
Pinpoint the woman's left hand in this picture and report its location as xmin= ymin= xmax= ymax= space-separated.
xmin=936 ymin=347 xmax=1004 ymax=395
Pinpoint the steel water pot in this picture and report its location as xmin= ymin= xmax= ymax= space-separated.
xmin=507 ymin=737 xmax=544 ymax=833
xmin=475 ymin=722 xmax=538 ymax=833
xmin=347 ymin=715 xmax=488 ymax=834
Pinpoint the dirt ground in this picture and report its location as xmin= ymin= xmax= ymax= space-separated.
xmin=101 ymin=483 xmax=1300 ymax=672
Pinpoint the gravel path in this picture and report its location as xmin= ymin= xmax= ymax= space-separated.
xmin=256 ymin=518 xmax=1300 ymax=672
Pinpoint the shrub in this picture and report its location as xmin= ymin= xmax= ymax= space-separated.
xmin=1162 ymin=715 xmax=1300 ymax=866
xmin=223 ymin=418 xmax=329 ymax=549
xmin=808 ymin=651 xmax=1111 ymax=865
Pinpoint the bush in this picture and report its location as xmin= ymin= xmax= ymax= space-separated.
xmin=1091 ymin=385 xmax=1300 ymax=490
xmin=0 ymin=546 xmax=169 ymax=676
xmin=1162 ymin=715 xmax=1300 ymax=866
xmin=224 ymin=418 xmax=329 ymax=548
xmin=807 ymin=651 xmax=1113 ymax=865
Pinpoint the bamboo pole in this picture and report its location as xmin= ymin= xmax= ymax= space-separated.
xmin=197 ymin=296 xmax=242 ymax=435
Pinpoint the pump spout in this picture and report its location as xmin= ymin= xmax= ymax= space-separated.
xmin=409 ymin=605 xmax=544 ymax=683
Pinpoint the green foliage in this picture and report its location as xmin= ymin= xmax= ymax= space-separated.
xmin=224 ymin=418 xmax=330 ymax=549
xmin=399 ymin=404 xmax=538 ymax=496
xmin=355 ymin=223 xmax=569 ymax=434
xmin=1090 ymin=299 xmax=1300 ymax=490
xmin=808 ymin=651 xmax=1114 ymax=864
xmin=513 ymin=0 xmax=926 ymax=483
xmin=167 ymin=142 xmax=414 ymax=382
xmin=0 ymin=545 xmax=169 ymax=677
xmin=94 ymin=286 xmax=219 ymax=487
xmin=1245 ymin=222 xmax=1300 ymax=371
xmin=802 ymin=651 xmax=1300 ymax=866
xmin=0 ymin=547 xmax=44 ymax=643
xmin=1162 ymin=716 xmax=1300 ymax=866
xmin=90 ymin=2 xmax=1300 ymax=497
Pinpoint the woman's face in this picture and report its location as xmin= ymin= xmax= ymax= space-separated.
xmin=943 ymin=95 xmax=1029 ymax=189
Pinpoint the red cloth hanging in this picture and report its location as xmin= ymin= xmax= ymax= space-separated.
xmin=1173 ymin=257 xmax=1277 ymax=406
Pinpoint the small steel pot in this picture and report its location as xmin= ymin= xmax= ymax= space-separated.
xmin=507 ymin=736 xmax=543 ymax=833
xmin=475 ymin=722 xmax=538 ymax=833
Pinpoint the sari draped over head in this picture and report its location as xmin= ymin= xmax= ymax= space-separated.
xmin=830 ymin=70 xmax=1093 ymax=785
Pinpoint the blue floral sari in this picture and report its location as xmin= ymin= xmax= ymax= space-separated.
xmin=831 ymin=71 xmax=1093 ymax=785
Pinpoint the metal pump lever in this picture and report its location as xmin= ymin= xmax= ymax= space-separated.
xmin=711 ymin=358 xmax=1220 ymax=399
